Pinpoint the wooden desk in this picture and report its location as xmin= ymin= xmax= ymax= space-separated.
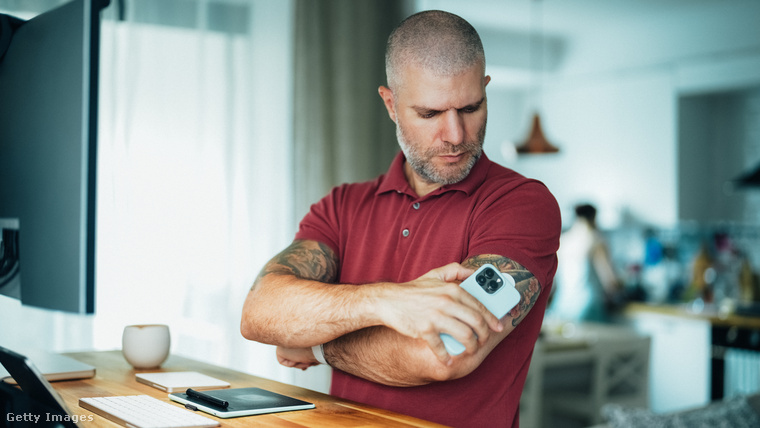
xmin=54 ymin=351 xmax=444 ymax=427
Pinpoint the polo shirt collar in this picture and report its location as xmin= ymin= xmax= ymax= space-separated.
xmin=377 ymin=151 xmax=491 ymax=198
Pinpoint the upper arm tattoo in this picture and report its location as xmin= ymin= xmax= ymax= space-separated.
xmin=251 ymin=240 xmax=339 ymax=290
xmin=462 ymin=254 xmax=541 ymax=327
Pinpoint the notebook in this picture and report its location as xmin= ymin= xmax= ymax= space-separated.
xmin=136 ymin=371 xmax=230 ymax=392
xmin=0 ymin=348 xmax=95 ymax=384
xmin=169 ymin=387 xmax=315 ymax=418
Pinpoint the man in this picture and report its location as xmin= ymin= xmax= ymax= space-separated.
xmin=241 ymin=10 xmax=560 ymax=427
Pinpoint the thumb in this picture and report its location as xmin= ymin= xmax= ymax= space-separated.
xmin=438 ymin=263 xmax=474 ymax=283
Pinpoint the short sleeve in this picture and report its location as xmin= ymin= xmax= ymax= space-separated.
xmin=294 ymin=185 xmax=345 ymax=257
xmin=467 ymin=180 xmax=561 ymax=288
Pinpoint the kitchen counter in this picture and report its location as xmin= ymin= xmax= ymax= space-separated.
xmin=625 ymin=301 xmax=760 ymax=403
xmin=624 ymin=301 xmax=760 ymax=329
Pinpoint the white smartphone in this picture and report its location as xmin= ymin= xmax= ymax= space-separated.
xmin=440 ymin=263 xmax=521 ymax=355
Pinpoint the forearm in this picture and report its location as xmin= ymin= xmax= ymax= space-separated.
xmin=324 ymin=323 xmax=509 ymax=387
xmin=324 ymin=326 xmax=447 ymax=387
xmin=241 ymin=240 xmax=385 ymax=347
xmin=241 ymin=273 xmax=383 ymax=348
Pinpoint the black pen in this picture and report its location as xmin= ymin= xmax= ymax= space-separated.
xmin=186 ymin=388 xmax=229 ymax=409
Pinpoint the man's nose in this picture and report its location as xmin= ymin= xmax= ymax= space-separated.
xmin=441 ymin=110 xmax=465 ymax=145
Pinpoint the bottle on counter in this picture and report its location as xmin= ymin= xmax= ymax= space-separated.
xmin=686 ymin=243 xmax=714 ymax=303
xmin=739 ymin=257 xmax=760 ymax=303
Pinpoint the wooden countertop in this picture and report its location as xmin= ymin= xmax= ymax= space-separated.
xmin=54 ymin=351 xmax=445 ymax=427
xmin=625 ymin=301 xmax=760 ymax=329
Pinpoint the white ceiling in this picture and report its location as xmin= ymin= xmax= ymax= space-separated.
xmin=417 ymin=0 xmax=760 ymax=83
xmin=418 ymin=0 xmax=753 ymax=38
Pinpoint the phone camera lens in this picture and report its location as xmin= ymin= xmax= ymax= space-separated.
xmin=484 ymin=269 xmax=495 ymax=279
xmin=485 ymin=278 xmax=503 ymax=294
xmin=476 ymin=274 xmax=487 ymax=285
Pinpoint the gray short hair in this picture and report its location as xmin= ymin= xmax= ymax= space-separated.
xmin=385 ymin=10 xmax=485 ymax=90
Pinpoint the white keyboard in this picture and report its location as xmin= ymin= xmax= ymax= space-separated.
xmin=80 ymin=395 xmax=220 ymax=428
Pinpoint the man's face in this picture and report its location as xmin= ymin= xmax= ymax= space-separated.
xmin=383 ymin=64 xmax=490 ymax=187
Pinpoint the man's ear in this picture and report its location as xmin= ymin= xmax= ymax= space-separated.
xmin=378 ymin=86 xmax=397 ymax=123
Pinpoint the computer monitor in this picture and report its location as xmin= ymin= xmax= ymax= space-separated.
xmin=0 ymin=0 xmax=110 ymax=314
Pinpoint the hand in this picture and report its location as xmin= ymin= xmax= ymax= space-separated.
xmin=276 ymin=346 xmax=319 ymax=370
xmin=373 ymin=263 xmax=503 ymax=363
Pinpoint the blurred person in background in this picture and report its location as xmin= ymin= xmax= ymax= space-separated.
xmin=548 ymin=203 xmax=623 ymax=322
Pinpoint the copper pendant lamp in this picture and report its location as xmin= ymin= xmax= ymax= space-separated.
xmin=516 ymin=113 xmax=559 ymax=154
xmin=517 ymin=0 xmax=559 ymax=155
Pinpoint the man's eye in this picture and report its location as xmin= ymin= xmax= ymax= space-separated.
xmin=419 ymin=111 xmax=438 ymax=119
xmin=461 ymin=106 xmax=479 ymax=114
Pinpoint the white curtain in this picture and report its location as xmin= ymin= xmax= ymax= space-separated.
xmin=0 ymin=0 xmax=407 ymax=395
xmin=94 ymin=0 xmax=302 ymax=388
xmin=292 ymin=0 xmax=406 ymax=219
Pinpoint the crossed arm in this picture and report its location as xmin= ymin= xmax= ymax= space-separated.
xmin=240 ymin=239 xmax=542 ymax=387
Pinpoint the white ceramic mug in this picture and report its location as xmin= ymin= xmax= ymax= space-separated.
xmin=122 ymin=324 xmax=171 ymax=369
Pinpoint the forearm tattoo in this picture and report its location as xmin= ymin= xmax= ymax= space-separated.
xmin=251 ymin=240 xmax=339 ymax=290
xmin=462 ymin=254 xmax=541 ymax=327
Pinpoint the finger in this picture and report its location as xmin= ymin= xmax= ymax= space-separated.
xmin=427 ymin=305 xmax=485 ymax=355
xmin=458 ymin=310 xmax=495 ymax=347
xmin=455 ymin=290 xmax=503 ymax=335
xmin=473 ymin=311 xmax=501 ymax=341
xmin=438 ymin=263 xmax=474 ymax=283
xmin=440 ymin=322 xmax=480 ymax=354
xmin=278 ymin=357 xmax=295 ymax=367
xmin=421 ymin=263 xmax=472 ymax=283
xmin=424 ymin=332 xmax=452 ymax=364
xmin=481 ymin=308 xmax=503 ymax=334
xmin=295 ymin=362 xmax=315 ymax=370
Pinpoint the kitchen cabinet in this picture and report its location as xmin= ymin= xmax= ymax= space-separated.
xmin=625 ymin=302 xmax=760 ymax=413
xmin=626 ymin=305 xmax=711 ymax=413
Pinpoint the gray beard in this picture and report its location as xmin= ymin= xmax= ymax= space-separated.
xmin=395 ymin=120 xmax=485 ymax=186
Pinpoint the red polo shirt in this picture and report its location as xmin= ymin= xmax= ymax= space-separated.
xmin=295 ymin=152 xmax=560 ymax=427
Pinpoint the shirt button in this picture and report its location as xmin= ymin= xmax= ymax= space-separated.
xmin=413 ymin=202 xmax=420 ymax=210
xmin=402 ymin=229 xmax=410 ymax=237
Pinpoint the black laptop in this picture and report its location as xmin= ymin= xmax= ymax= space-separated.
xmin=0 ymin=346 xmax=79 ymax=427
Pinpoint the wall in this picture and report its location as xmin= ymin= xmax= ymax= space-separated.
xmin=487 ymin=70 xmax=678 ymax=228
xmin=680 ymin=88 xmax=760 ymax=224
xmin=469 ymin=0 xmax=760 ymax=230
